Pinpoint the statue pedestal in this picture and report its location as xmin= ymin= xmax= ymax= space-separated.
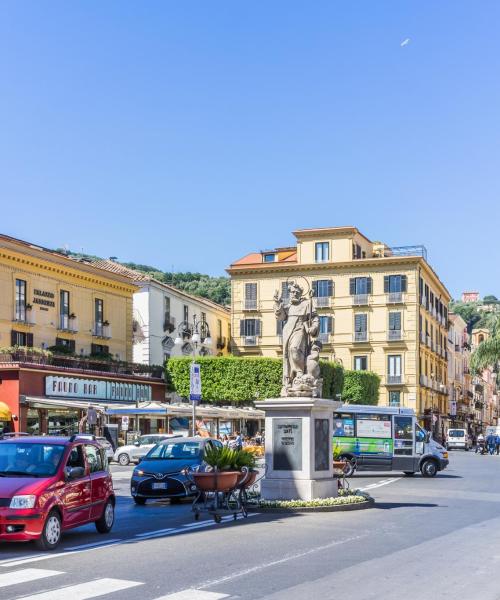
xmin=255 ymin=398 xmax=340 ymax=501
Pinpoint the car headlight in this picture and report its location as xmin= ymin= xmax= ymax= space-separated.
xmin=134 ymin=469 xmax=145 ymax=477
xmin=10 ymin=495 xmax=36 ymax=509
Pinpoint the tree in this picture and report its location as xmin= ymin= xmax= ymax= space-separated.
xmin=483 ymin=295 xmax=499 ymax=304
xmin=471 ymin=335 xmax=500 ymax=374
xmin=450 ymin=300 xmax=481 ymax=333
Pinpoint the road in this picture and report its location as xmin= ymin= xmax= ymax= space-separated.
xmin=2 ymin=451 xmax=500 ymax=599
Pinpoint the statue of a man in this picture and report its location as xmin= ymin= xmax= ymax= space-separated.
xmin=274 ymin=281 xmax=319 ymax=396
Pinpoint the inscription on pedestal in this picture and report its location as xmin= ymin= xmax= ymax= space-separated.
xmin=314 ymin=418 xmax=330 ymax=471
xmin=273 ymin=418 xmax=302 ymax=470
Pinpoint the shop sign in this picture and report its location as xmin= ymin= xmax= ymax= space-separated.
xmin=46 ymin=376 xmax=152 ymax=403
xmin=33 ymin=289 xmax=56 ymax=308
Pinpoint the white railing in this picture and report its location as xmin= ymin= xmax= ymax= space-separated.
xmin=353 ymin=294 xmax=369 ymax=306
xmin=388 ymin=330 xmax=402 ymax=341
xmin=387 ymin=292 xmax=403 ymax=304
xmin=243 ymin=336 xmax=257 ymax=346
xmin=93 ymin=323 xmax=111 ymax=338
xmin=318 ymin=332 xmax=331 ymax=343
xmin=244 ymin=299 xmax=258 ymax=310
xmin=387 ymin=375 xmax=402 ymax=385
xmin=314 ymin=296 xmax=331 ymax=308
xmin=354 ymin=331 xmax=368 ymax=342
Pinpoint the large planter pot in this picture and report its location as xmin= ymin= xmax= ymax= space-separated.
xmin=192 ymin=471 xmax=241 ymax=492
xmin=238 ymin=469 xmax=258 ymax=489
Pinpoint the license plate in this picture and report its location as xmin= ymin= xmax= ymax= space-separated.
xmin=152 ymin=482 xmax=167 ymax=490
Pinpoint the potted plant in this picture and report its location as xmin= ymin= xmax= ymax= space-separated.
xmin=233 ymin=449 xmax=259 ymax=488
xmin=191 ymin=446 xmax=241 ymax=492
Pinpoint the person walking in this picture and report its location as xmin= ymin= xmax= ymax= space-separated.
xmin=486 ymin=433 xmax=496 ymax=455
xmin=495 ymin=434 xmax=500 ymax=456
xmin=476 ymin=432 xmax=485 ymax=454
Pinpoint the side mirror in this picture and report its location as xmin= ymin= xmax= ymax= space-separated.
xmin=65 ymin=466 xmax=85 ymax=480
xmin=134 ymin=441 xmax=140 ymax=447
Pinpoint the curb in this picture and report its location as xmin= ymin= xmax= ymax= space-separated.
xmin=249 ymin=498 xmax=375 ymax=514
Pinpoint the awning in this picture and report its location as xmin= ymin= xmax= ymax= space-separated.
xmin=0 ymin=402 xmax=12 ymax=421
xmin=23 ymin=396 xmax=107 ymax=412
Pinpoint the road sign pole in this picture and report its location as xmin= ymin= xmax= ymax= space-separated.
xmin=190 ymin=362 xmax=202 ymax=436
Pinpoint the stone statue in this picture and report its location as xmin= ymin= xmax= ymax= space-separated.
xmin=274 ymin=281 xmax=323 ymax=397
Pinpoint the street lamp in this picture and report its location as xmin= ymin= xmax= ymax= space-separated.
xmin=174 ymin=314 xmax=212 ymax=436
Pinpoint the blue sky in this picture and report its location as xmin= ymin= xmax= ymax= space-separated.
xmin=1 ymin=1 xmax=499 ymax=299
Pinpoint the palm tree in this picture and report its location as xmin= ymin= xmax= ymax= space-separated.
xmin=471 ymin=335 xmax=500 ymax=374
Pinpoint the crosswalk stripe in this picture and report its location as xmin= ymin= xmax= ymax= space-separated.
xmin=153 ymin=590 xmax=229 ymax=599
xmin=0 ymin=568 xmax=62 ymax=588
xmin=16 ymin=577 xmax=143 ymax=600
xmin=135 ymin=528 xmax=175 ymax=537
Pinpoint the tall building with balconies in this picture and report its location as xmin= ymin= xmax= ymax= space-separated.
xmin=228 ymin=226 xmax=451 ymax=432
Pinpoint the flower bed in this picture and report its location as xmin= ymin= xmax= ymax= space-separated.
xmin=252 ymin=490 xmax=373 ymax=512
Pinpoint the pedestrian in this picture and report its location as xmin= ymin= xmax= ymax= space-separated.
xmin=235 ymin=431 xmax=243 ymax=451
xmin=255 ymin=431 xmax=263 ymax=446
xmin=486 ymin=433 xmax=496 ymax=455
xmin=476 ymin=433 xmax=485 ymax=454
xmin=496 ymin=435 xmax=500 ymax=456
xmin=221 ymin=434 xmax=229 ymax=447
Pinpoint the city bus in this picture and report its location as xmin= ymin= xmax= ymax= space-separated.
xmin=333 ymin=405 xmax=449 ymax=477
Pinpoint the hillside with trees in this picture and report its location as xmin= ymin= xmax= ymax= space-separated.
xmin=55 ymin=250 xmax=231 ymax=306
xmin=451 ymin=295 xmax=500 ymax=334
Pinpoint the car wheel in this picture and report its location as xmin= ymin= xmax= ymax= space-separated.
xmin=95 ymin=499 xmax=115 ymax=533
xmin=421 ymin=459 xmax=438 ymax=477
xmin=133 ymin=496 xmax=147 ymax=505
xmin=342 ymin=457 xmax=356 ymax=478
xmin=118 ymin=453 xmax=130 ymax=466
xmin=36 ymin=510 xmax=62 ymax=551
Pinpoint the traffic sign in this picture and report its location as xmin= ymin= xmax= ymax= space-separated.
xmin=190 ymin=362 xmax=202 ymax=403
xmin=121 ymin=415 xmax=130 ymax=431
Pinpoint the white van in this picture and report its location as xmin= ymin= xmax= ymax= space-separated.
xmin=445 ymin=428 xmax=471 ymax=451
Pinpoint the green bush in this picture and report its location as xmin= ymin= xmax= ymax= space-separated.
xmin=342 ymin=370 xmax=380 ymax=405
xmin=165 ymin=356 xmax=344 ymax=404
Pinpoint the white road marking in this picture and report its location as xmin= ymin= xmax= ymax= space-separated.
xmin=65 ymin=538 xmax=123 ymax=550
xmin=0 ymin=540 xmax=123 ymax=568
xmin=0 ymin=568 xmax=62 ymax=588
xmin=135 ymin=528 xmax=175 ymax=538
xmin=154 ymin=591 xmax=229 ymax=600
xmin=16 ymin=577 xmax=142 ymax=600
xmin=198 ymin=533 xmax=369 ymax=589
xmin=359 ymin=478 xmax=398 ymax=491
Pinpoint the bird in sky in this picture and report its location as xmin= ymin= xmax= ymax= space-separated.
xmin=400 ymin=38 xmax=411 ymax=47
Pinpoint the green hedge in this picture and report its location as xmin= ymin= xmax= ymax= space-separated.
xmin=342 ymin=370 xmax=380 ymax=405
xmin=165 ymin=356 xmax=344 ymax=404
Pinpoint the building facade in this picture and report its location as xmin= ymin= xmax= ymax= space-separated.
xmin=447 ymin=313 xmax=471 ymax=431
xmin=228 ymin=226 xmax=451 ymax=432
xmin=0 ymin=234 xmax=165 ymax=435
xmin=91 ymin=260 xmax=231 ymax=366
xmin=471 ymin=328 xmax=498 ymax=431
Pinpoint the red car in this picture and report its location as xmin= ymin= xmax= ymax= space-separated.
xmin=0 ymin=435 xmax=115 ymax=550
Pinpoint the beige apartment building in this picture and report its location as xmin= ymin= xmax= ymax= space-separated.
xmin=228 ymin=226 xmax=451 ymax=432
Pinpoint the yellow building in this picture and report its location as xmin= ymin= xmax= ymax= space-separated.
xmin=228 ymin=226 xmax=451 ymax=432
xmin=0 ymin=233 xmax=138 ymax=360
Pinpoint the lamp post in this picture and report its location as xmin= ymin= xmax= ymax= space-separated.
xmin=174 ymin=314 xmax=212 ymax=436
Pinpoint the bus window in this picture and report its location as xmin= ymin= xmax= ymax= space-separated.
xmin=394 ymin=416 xmax=413 ymax=455
xmin=333 ymin=415 xmax=354 ymax=437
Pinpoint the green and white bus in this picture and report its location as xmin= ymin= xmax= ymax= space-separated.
xmin=333 ymin=404 xmax=449 ymax=477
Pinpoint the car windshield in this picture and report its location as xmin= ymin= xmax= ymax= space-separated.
xmin=0 ymin=442 xmax=65 ymax=477
xmin=448 ymin=430 xmax=465 ymax=438
xmin=146 ymin=441 xmax=201 ymax=460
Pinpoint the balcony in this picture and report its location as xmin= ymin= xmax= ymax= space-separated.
xmin=354 ymin=331 xmax=368 ymax=342
xmin=13 ymin=308 xmax=36 ymax=326
xmin=242 ymin=335 xmax=258 ymax=346
xmin=243 ymin=299 xmax=258 ymax=311
xmin=352 ymin=294 xmax=369 ymax=306
xmin=93 ymin=323 xmax=112 ymax=339
xmin=388 ymin=330 xmax=402 ymax=341
xmin=0 ymin=349 xmax=163 ymax=378
xmin=387 ymin=375 xmax=403 ymax=385
xmin=387 ymin=292 xmax=404 ymax=304
xmin=318 ymin=332 xmax=331 ymax=343
xmin=58 ymin=315 xmax=78 ymax=333
xmin=314 ymin=296 xmax=331 ymax=309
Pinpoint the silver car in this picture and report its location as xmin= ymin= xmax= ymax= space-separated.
xmin=113 ymin=434 xmax=180 ymax=466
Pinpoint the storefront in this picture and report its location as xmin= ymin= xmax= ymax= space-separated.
xmin=0 ymin=362 xmax=165 ymax=435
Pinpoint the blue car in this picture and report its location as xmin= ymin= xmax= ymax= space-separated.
xmin=130 ymin=437 xmax=222 ymax=504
